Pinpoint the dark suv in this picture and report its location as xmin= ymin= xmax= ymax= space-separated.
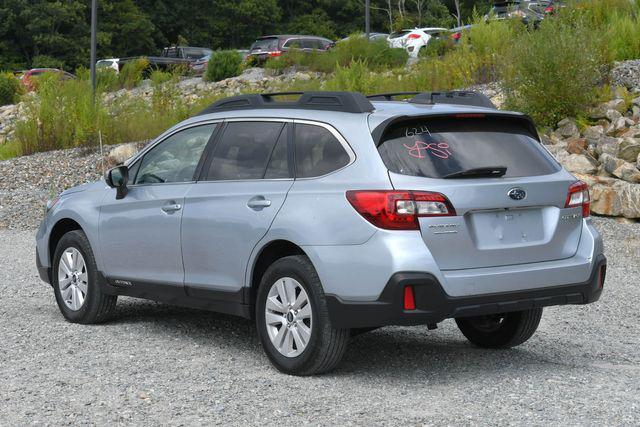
xmin=248 ymin=35 xmax=334 ymax=63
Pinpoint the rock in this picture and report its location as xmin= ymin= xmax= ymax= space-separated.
xmin=613 ymin=117 xmax=627 ymax=132
xmin=618 ymin=138 xmax=640 ymax=162
xmin=588 ymin=104 xmax=609 ymax=120
xmin=613 ymin=162 xmax=640 ymax=183
xmin=583 ymin=125 xmax=604 ymax=139
xmin=561 ymin=154 xmax=598 ymax=174
xmin=593 ymin=136 xmax=621 ymax=157
xmin=576 ymin=173 xmax=640 ymax=219
xmin=606 ymin=99 xmax=627 ymax=113
xmin=566 ymin=137 xmax=588 ymax=154
xmin=638 ymin=152 xmax=640 ymax=169
xmin=107 ymin=143 xmax=139 ymax=165
xmin=600 ymin=153 xmax=626 ymax=174
xmin=633 ymin=96 xmax=640 ymax=106
xmin=610 ymin=59 xmax=640 ymax=90
xmin=605 ymin=109 xmax=622 ymax=122
xmin=544 ymin=144 xmax=569 ymax=162
xmin=557 ymin=118 xmax=580 ymax=138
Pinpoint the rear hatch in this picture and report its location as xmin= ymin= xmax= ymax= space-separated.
xmin=376 ymin=114 xmax=583 ymax=270
xmin=249 ymin=37 xmax=280 ymax=56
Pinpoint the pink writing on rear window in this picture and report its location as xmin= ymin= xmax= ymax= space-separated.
xmin=403 ymin=141 xmax=452 ymax=159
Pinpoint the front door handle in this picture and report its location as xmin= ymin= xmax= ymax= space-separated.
xmin=247 ymin=196 xmax=271 ymax=210
xmin=161 ymin=203 xmax=182 ymax=213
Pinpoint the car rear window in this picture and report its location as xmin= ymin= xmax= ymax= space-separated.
xmin=250 ymin=38 xmax=279 ymax=51
xmin=389 ymin=30 xmax=411 ymax=39
xmin=377 ymin=116 xmax=558 ymax=179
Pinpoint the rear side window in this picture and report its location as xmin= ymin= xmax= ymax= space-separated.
xmin=206 ymin=121 xmax=284 ymax=181
xmin=377 ymin=117 xmax=558 ymax=179
xmin=295 ymin=124 xmax=350 ymax=178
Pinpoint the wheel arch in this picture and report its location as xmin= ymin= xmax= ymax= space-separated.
xmin=248 ymin=239 xmax=307 ymax=305
xmin=48 ymin=218 xmax=84 ymax=265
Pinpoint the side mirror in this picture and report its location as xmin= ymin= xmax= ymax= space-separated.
xmin=105 ymin=165 xmax=129 ymax=200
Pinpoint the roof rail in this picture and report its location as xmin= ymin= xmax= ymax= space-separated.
xmin=410 ymin=91 xmax=496 ymax=109
xmin=197 ymin=91 xmax=375 ymax=115
xmin=366 ymin=90 xmax=496 ymax=109
xmin=366 ymin=92 xmax=420 ymax=101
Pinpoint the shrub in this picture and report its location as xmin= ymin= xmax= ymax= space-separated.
xmin=501 ymin=19 xmax=604 ymax=126
xmin=16 ymin=73 xmax=109 ymax=154
xmin=606 ymin=11 xmax=640 ymax=61
xmin=420 ymin=37 xmax=456 ymax=58
xmin=97 ymin=69 xmax=120 ymax=92
xmin=119 ymin=58 xmax=149 ymax=89
xmin=0 ymin=73 xmax=22 ymax=106
xmin=205 ymin=50 xmax=243 ymax=82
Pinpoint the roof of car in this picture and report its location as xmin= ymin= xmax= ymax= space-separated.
xmin=258 ymin=35 xmax=332 ymax=41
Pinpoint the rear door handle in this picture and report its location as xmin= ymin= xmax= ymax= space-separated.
xmin=161 ymin=203 xmax=182 ymax=213
xmin=247 ymin=196 xmax=271 ymax=210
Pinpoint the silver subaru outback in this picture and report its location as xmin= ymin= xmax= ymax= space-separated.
xmin=36 ymin=91 xmax=606 ymax=375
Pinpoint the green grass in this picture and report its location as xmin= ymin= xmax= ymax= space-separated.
xmin=0 ymin=139 xmax=21 ymax=160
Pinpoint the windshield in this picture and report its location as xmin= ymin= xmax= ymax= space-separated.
xmin=250 ymin=38 xmax=279 ymax=51
xmin=377 ymin=117 xmax=558 ymax=179
xmin=183 ymin=48 xmax=211 ymax=59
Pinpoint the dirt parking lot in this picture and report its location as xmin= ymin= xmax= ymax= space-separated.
xmin=1 ymin=216 xmax=639 ymax=425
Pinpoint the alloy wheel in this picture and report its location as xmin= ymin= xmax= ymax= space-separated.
xmin=265 ymin=277 xmax=312 ymax=357
xmin=57 ymin=247 xmax=88 ymax=311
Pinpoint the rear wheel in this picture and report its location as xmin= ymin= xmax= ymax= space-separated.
xmin=455 ymin=308 xmax=543 ymax=348
xmin=256 ymin=255 xmax=350 ymax=375
xmin=52 ymin=230 xmax=117 ymax=324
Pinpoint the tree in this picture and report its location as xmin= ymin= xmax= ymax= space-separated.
xmin=284 ymin=9 xmax=337 ymax=39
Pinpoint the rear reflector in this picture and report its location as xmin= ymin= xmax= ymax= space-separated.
xmin=404 ymin=286 xmax=416 ymax=310
xmin=346 ymin=190 xmax=456 ymax=230
xmin=565 ymin=181 xmax=590 ymax=217
xmin=598 ymin=265 xmax=606 ymax=289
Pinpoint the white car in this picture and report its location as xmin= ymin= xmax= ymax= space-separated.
xmin=387 ymin=27 xmax=448 ymax=58
xmin=96 ymin=58 xmax=119 ymax=74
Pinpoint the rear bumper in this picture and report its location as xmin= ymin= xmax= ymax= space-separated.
xmin=326 ymin=254 xmax=606 ymax=328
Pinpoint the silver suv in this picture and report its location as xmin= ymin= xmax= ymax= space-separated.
xmin=36 ymin=91 xmax=606 ymax=375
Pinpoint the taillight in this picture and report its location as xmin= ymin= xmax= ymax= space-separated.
xmin=452 ymin=32 xmax=461 ymax=40
xmin=565 ymin=181 xmax=590 ymax=217
xmin=544 ymin=6 xmax=554 ymax=13
xmin=346 ymin=190 xmax=456 ymax=230
xmin=407 ymin=33 xmax=421 ymax=39
xmin=269 ymin=51 xmax=282 ymax=57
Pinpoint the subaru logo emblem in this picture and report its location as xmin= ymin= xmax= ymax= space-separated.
xmin=507 ymin=188 xmax=527 ymax=201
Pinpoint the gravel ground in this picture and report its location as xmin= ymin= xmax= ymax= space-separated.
xmin=1 ymin=216 xmax=639 ymax=425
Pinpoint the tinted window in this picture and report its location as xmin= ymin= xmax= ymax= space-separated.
xmin=283 ymin=39 xmax=303 ymax=49
xmin=250 ymin=38 xmax=279 ymax=51
xmin=135 ymin=124 xmax=215 ymax=184
xmin=206 ymin=122 xmax=284 ymax=180
xmin=377 ymin=117 xmax=558 ymax=179
xmin=302 ymin=39 xmax=321 ymax=49
xmin=295 ymin=124 xmax=350 ymax=178
xmin=264 ymin=125 xmax=290 ymax=179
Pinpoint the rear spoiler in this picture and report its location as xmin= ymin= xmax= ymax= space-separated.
xmin=370 ymin=112 xmax=540 ymax=147
xmin=367 ymin=91 xmax=496 ymax=109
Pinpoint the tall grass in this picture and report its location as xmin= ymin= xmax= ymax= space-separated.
xmin=0 ymin=73 xmax=22 ymax=106
xmin=14 ymin=72 xmax=221 ymax=155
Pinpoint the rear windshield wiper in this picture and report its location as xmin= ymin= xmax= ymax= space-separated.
xmin=443 ymin=166 xmax=507 ymax=179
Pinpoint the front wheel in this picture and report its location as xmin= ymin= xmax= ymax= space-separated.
xmin=255 ymin=255 xmax=350 ymax=376
xmin=52 ymin=230 xmax=117 ymax=324
xmin=455 ymin=308 xmax=543 ymax=349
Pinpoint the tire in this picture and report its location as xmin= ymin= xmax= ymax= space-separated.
xmin=455 ymin=308 xmax=543 ymax=349
xmin=255 ymin=255 xmax=350 ymax=376
xmin=52 ymin=230 xmax=117 ymax=324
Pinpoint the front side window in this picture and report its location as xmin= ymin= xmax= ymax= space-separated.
xmin=295 ymin=124 xmax=350 ymax=178
xmin=135 ymin=124 xmax=215 ymax=184
xmin=206 ymin=121 xmax=285 ymax=181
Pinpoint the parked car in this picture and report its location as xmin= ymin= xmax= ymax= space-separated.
xmin=449 ymin=25 xmax=474 ymax=43
xmin=37 ymin=90 xmax=606 ymax=375
xmin=340 ymin=32 xmax=390 ymax=42
xmin=19 ymin=68 xmax=75 ymax=91
xmin=119 ymin=46 xmax=213 ymax=75
xmin=387 ymin=27 xmax=448 ymax=58
xmin=486 ymin=1 xmax=545 ymax=25
xmin=247 ymin=35 xmax=334 ymax=63
xmin=96 ymin=58 xmax=119 ymax=74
